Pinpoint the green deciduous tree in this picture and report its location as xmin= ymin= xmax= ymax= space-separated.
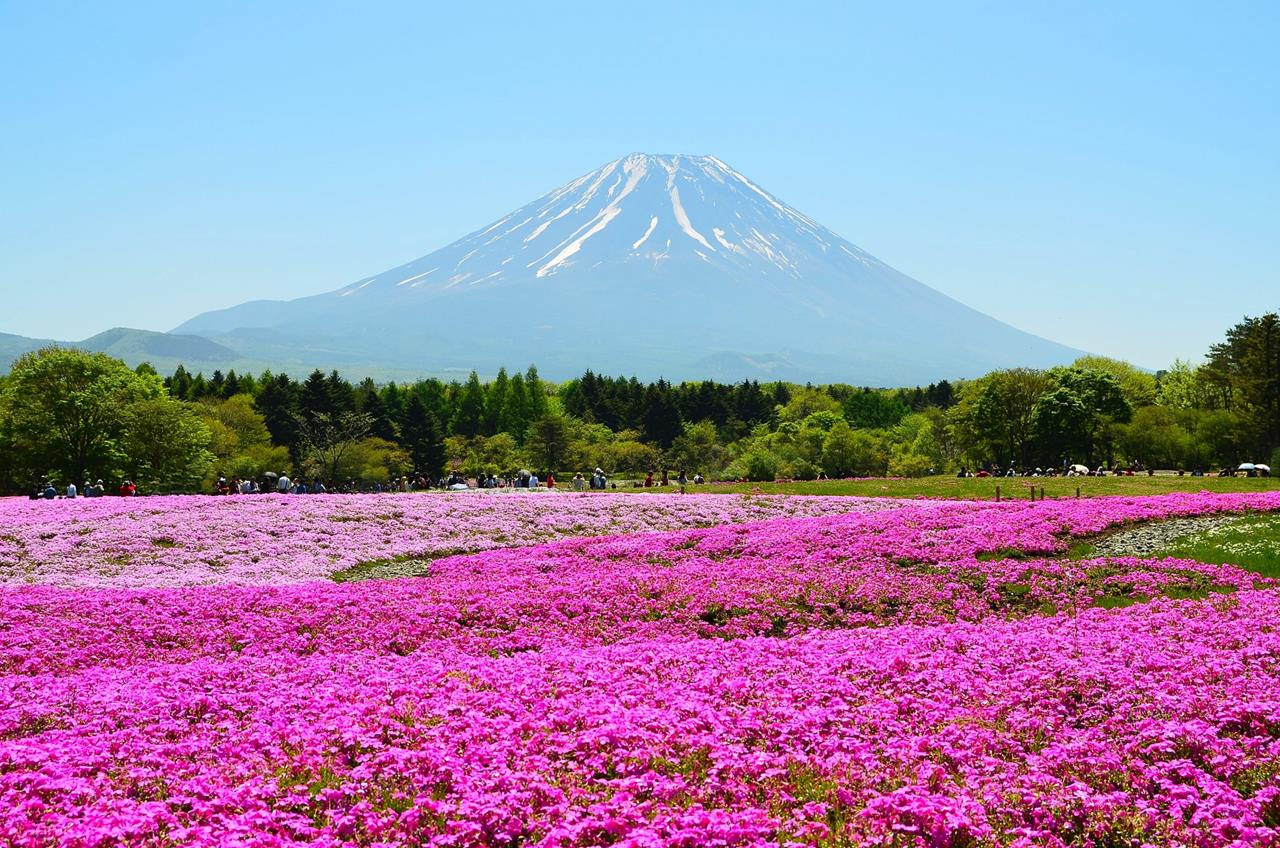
xmin=1072 ymin=355 xmax=1157 ymax=408
xmin=121 ymin=398 xmax=214 ymax=492
xmin=0 ymin=347 xmax=191 ymax=487
xmin=668 ymin=420 xmax=726 ymax=476
xmin=821 ymin=420 xmax=888 ymax=477
xmin=292 ymin=411 xmax=374 ymax=483
xmin=196 ymin=394 xmax=292 ymax=486
xmin=842 ymin=389 xmax=909 ymax=429
xmin=1029 ymin=387 xmax=1090 ymax=465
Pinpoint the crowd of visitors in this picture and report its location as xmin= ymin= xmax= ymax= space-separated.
xmin=954 ymin=461 xmax=1271 ymax=479
xmin=29 ymin=479 xmax=136 ymax=499
xmin=27 ymin=457 xmax=1267 ymax=500
xmin=201 ymin=467 xmax=621 ymax=495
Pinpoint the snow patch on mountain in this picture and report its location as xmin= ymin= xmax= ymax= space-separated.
xmin=170 ymin=151 xmax=1086 ymax=383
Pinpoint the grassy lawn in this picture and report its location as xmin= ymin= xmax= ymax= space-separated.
xmin=1138 ymin=513 xmax=1280 ymax=578
xmin=661 ymin=475 xmax=1280 ymax=500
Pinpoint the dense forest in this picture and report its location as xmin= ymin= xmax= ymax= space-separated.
xmin=1 ymin=313 xmax=1277 ymax=493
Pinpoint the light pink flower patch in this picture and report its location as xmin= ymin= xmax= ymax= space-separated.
xmin=1 ymin=491 xmax=1279 ymax=846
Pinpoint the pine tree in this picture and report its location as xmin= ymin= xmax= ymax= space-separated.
xmin=325 ymin=370 xmax=355 ymax=413
xmin=357 ymin=378 xmax=396 ymax=441
xmin=642 ymin=380 xmax=682 ymax=449
xmin=186 ymin=373 xmax=208 ymax=401
xmin=168 ymin=365 xmax=193 ymax=400
xmin=525 ymin=365 xmax=548 ymax=420
xmin=453 ymin=372 xmax=485 ymax=438
xmin=503 ymin=373 xmax=531 ymax=440
xmin=300 ymin=370 xmax=332 ymax=416
xmin=483 ymin=368 xmax=508 ymax=436
xmin=255 ymin=373 xmax=300 ymax=449
xmin=403 ymin=394 xmax=445 ymax=476
xmin=382 ymin=382 xmax=405 ymax=428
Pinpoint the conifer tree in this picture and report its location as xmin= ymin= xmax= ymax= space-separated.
xmin=483 ymin=368 xmax=508 ymax=436
xmin=525 ymin=365 xmax=548 ymax=420
xmin=403 ymin=394 xmax=445 ymax=476
xmin=452 ymin=372 xmax=485 ymax=438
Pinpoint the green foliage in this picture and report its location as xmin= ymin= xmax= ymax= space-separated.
xmin=292 ymin=411 xmax=375 ymax=483
xmin=888 ymin=451 xmax=934 ymax=478
xmin=821 ymin=421 xmax=888 ymax=477
xmin=736 ymin=448 xmax=782 ymax=482
xmin=1117 ymin=406 xmax=1193 ymax=470
xmin=120 ymin=398 xmax=214 ymax=492
xmin=12 ymin=310 xmax=1272 ymax=495
xmin=842 ymin=389 xmax=909 ymax=429
xmin=799 ymin=410 xmax=842 ymax=432
xmin=598 ymin=439 xmax=662 ymax=474
xmin=524 ymin=413 xmax=572 ymax=471
xmin=778 ymin=386 xmax=841 ymax=423
xmin=668 ymin=420 xmax=726 ymax=475
xmin=1029 ymin=387 xmax=1090 ymax=464
xmin=451 ymin=372 xmax=486 ymax=438
xmin=641 ymin=381 xmax=682 ymax=448
xmin=524 ymin=365 xmax=549 ymax=421
xmin=196 ymin=394 xmax=291 ymax=486
xmin=402 ymin=394 xmax=445 ymax=476
xmin=502 ymin=373 xmax=531 ymax=440
xmin=1207 ymin=313 xmax=1280 ymax=456
xmin=0 ymin=347 xmax=196 ymax=487
xmin=1072 ymin=355 xmax=1157 ymax=407
xmin=483 ymin=368 xmax=508 ymax=436
xmin=336 ymin=437 xmax=411 ymax=482
xmin=788 ymin=457 xmax=820 ymax=480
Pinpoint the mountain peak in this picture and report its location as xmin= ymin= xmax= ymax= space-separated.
xmin=302 ymin=149 xmax=859 ymax=294
xmin=172 ymin=154 xmax=1084 ymax=383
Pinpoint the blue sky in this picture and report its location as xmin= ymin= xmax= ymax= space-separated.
xmin=2 ymin=1 xmax=1276 ymax=368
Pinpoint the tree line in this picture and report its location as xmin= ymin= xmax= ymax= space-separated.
xmin=1 ymin=312 xmax=1276 ymax=492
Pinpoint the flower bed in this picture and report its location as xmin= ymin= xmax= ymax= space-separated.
xmin=0 ymin=493 xmax=898 ymax=587
xmin=4 ymin=593 xmax=1280 ymax=846
xmin=3 ymin=491 xmax=1280 ymax=845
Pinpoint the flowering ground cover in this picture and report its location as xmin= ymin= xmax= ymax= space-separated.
xmin=4 ymin=491 xmax=1280 ymax=846
xmin=0 ymin=493 xmax=898 ymax=588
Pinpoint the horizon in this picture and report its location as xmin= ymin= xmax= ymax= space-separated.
xmin=2 ymin=2 xmax=1278 ymax=371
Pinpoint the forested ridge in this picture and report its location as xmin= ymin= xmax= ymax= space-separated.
xmin=1 ymin=313 xmax=1276 ymax=492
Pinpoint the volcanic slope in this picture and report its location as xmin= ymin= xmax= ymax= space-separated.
xmin=176 ymin=153 xmax=1083 ymax=382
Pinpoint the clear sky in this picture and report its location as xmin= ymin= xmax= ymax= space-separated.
xmin=2 ymin=1 xmax=1276 ymax=368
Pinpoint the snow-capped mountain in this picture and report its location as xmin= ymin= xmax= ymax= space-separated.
xmin=174 ymin=153 xmax=1083 ymax=382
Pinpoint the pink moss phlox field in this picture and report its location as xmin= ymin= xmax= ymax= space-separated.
xmin=0 ymin=493 xmax=899 ymax=587
xmin=0 ymin=551 xmax=1263 ymax=676
xmin=6 ymin=595 xmax=1280 ymax=846
xmin=4 ymin=491 xmax=1280 ymax=845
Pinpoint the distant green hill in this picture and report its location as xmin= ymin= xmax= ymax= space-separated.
xmin=0 ymin=328 xmax=249 ymax=376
